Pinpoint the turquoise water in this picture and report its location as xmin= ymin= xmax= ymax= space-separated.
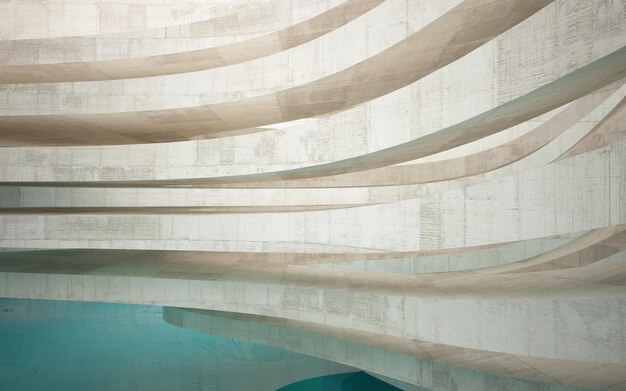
xmin=278 ymin=371 xmax=401 ymax=391
xmin=0 ymin=298 xmax=359 ymax=391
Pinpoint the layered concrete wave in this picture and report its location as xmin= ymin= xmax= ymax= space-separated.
xmin=1 ymin=79 xmax=621 ymax=223
xmin=1 ymin=0 xmax=621 ymax=186
xmin=1 ymin=99 xmax=621 ymax=225
xmin=0 ymin=204 xmax=364 ymax=215
xmin=4 ymin=54 xmax=622 ymax=188
xmin=556 ymin=97 xmax=626 ymax=161
xmin=1 ymin=2 xmax=624 ymax=390
xmin=0 ymin=0 xmax=553 ymax=146
xmin=2 ymin=228 xmax=626 ymax=389
xmin=2 ymin=226 xmax=624 ymax=297
xmin=163 ymin=308 xmax=624 ymax=390
xmin=0 ymin=0 xmax=379 ymax=83
xmin=1 ymin=0 xmax=344 ymax=64
xmin=1 ymin=137 xmax=624 ymax=253
xmin=0 ymin=0 xmax=265 ymax=40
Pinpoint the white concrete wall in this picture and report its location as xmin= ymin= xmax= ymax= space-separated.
xmin=0 ymin=1 xmax=625 ymax=390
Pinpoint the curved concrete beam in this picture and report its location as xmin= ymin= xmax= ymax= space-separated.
xmin=0 ymin=225 xmax=624 ymax=300
xmin=154 ymin=81 xmax=623 ymax=188
xmin=0 ymin=0 xmax=265 ymax=40
xmin=0 ymin=0 xmax=380 ymax=83
xmin=5 ymin=49 xmax=623 ymax=188
xmin=3 ymin=90 xmax=620 ymax=229
xmin=2 ymin=141 xmax=622 ymax=254
xmin=0 ymin=0 xmax=443 ymax=118
xmin=0 ymin=0 xmax=553 ymax=146
xmin=0 ymin=0 xmax=343 ymax=65
xmin=1 ymin=0 xmax=621 ymax=185
xmin=163 ymin=307 xmax=620 ymax=390
xmin=312 ymin=232 xmax=584 ymax=273
xmin=0 ymin=204 xmax=364 ymax=215
xmin=2 ymin=238 xmax=626 ymax=385
xmin=146 ymin=49 xmax=626 ymax=182
xmin=332 ymin=225 xmax=626 ymax=281
xmin=0 ymin=239 xmax=527 ymax=268
xmin=481 ymin=226 xmax=626 ymax=274
xmin=0 ymin=118 xmax=615 ymax=212
xmin=555 ymin=97 xmax=626 ymax=161
xmin=2 ymin=254 xmax=624 ymax=314
xmin=339 ymin=225 xmax=626 ymax=277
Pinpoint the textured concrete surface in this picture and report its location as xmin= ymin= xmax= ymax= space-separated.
xmin=0 ymin=1 xmax=625 ymax=390
xmin=2 ymin=229 xmax=626 ymax=389
xmin=0 ymin=0 xmax=552 ymax=146
xmin=0 ymin=0 xmax=315 ymax=40
xmin=163 ymin=308 xmax=599 ymax=391
xmin=0 ymin=0 xmax=376 ymax=83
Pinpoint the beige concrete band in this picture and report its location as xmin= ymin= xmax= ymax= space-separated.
xmin=4 ymin=51 xmax=623 ymax=188
xmin=0 ymin=0 xmax=553 ymax=146
xmin=0 ymin=0 xmax=381 ymax=83
xmin=163 ymin=307 xmax=626 ymax=390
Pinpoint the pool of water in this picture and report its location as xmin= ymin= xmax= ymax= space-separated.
xmin=0 ymin=298 xmax=353 ymax=391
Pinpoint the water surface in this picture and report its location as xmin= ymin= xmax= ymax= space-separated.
xmin=0 ymin=298 xmax=351 ymax=391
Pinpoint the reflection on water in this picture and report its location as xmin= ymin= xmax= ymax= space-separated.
xmin=0 ymin=299 xmax=351 ymax=391
xmin=278 ymin=371 xmax=402 ymax=391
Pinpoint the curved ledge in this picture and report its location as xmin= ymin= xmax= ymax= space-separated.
xmin=0 ymin=0 xmax=553 ymax=146
xmin=480 ymin=225 xmax=626 ymax=274
xmin=163 ymin=307 xmax=624 ymax=390
xmin=0 ymin=0 xmax=341 ymax=63
xmin=353 ymin=225 xmax=626 ymax=277
xmin=4 ymin=48 xmax=623 ymax=188
xmin=0 ymin=0 xmax=262 ymax=40
xmin=2 ymin=230 xmax=625 ymax=376
xmin=0 ymin=204 xmax=364 ymax=215
xmin=0 ymin=0 xmax=381 ymax=83
xmin=0 ymin=239 xmax=528 ymax=267
xmin=1 ymin=122 xmax=617 ymax=212
xmin=312 ymin=232 xmax=584 ymax=273
xmin=2 ymin=248 xmax=626 ymax=387
xmin=555 ymin=97 xmax=626 ymax=161
xmin=0 ymin=225 xmax=624 ymax=299
xmin=159 ymin=81 xmax=624 ymax=188
xmin=2 ymin=139 xmax=622 ymax=256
